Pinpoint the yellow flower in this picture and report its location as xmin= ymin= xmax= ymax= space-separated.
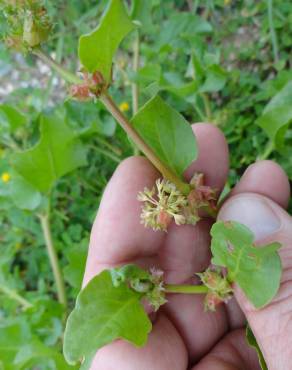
xmin=224 ymin=0 xmax=231 ymax=5
xmin=1 ymin=172 xmax=11 ymax=183
xmin=119 ymin=102 xmax=130 ymax=112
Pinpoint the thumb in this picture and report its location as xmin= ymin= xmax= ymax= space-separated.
xmin=218 ymin=193 xmax=292 ymax=370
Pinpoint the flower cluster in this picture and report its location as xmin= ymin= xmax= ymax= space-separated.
xmin=138 ymin=179 xmax=188 ymax=231
xmin=137 ymin=175 xmax=217 ymax=232
xmin=146 ymin=267 xmax=167 ymax=311
xmin=2 ymin=0 xmax=52 ymax=51
xmin=197 ymin=268 xmax=233 ymax=311
xmin=69 ymin=71 xmax=107 ymax=100
xmin=129 ymin=267 xmax=167 ymax=311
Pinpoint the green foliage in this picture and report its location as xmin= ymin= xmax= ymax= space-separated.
xmin=63 ymin=269 xmax=152 ymax=368
xmin=257 ymin=80 xmax=292 ymax=150
xmin=9 ymin=173 xmax=42 ymax=210
xmin=132 ymin=95 xmax=197 ymax=178
xmin=211 ymin=221 xmax=282 ymax=308
xmin=78 ymin=0 xmax=135 ymax=80
xmin=0 ymin=0 xmax=291 ymax=368
xmin=12 ymin=114 xmax=88 ymax=193
xmin=0 ymin=104 xmax=27 ymax=133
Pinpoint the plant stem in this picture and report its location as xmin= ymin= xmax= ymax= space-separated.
xmin=100 ymin=93 xmax=191 ymax=194
xmin=92 ymin=145 xmax=121 ymax=163
xmin=33 ymin=50 xmax=191 ymax=194
xmin=131 ymin=30 xmax=140 ymax=116
xmin=33 ymin=48 xmax=82 ymax=84
xmin=0 ymin=284 xmax=33 ymax=310
xmin=165 ymin=284 xmax=208 ymax=294
xmin=258 ymin=140 xmax=274 ymax=160
xmin=95 ymin=135 xmax=122 ymax=156
xmin=267 ymin=0 xmax=279 ymax=64
xmin=131 ymin=30 xmax=141 ymax=156
xmin=39 ymin=212 xmax=67 ymax=308
xmin=201 ymin=93 xmax=212 ymax=122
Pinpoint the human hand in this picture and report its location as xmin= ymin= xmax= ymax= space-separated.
xmin=83 ymin=123 xmax=291 ymax=370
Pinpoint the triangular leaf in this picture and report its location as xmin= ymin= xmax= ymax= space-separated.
xmin=131 ymin=95 xmax=197 ymax=178
xmin=78 ymin=0 xmax=135 ymax=81
xmin=63 ymin=270 xmax=152 ymax=367
xmin=11 ymin=114 xmax=87 ymax=193
xmin=211 ymin=221 xmax=282 ymax=308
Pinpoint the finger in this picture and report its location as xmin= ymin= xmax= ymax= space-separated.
xmin=83 ymin=156 xmax=163 ymax=285
xmin=90 ymin=314 xmax=187 ymax=370
xmin=218 ymin=168 xmax=292 ymax=369
xmin=230 ymin=160 xmax=290 ymax=208
xmin=222 ymin=161 xmax=290 ymax=329
xmin=192 ymin=329 xmax=261 ymax=370
xmin=162 ymin=123 xmax=230 ymax=361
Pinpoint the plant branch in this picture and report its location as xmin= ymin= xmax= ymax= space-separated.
xmin=100 ymin=93 xmax=191 ymax=194
xmin=165 ymin=284 xmax=208 ymax=294
xmin=0 ymin=284 xmax=33 ymax=310
xmin=39 ymin=211 xmax=67 ymax=308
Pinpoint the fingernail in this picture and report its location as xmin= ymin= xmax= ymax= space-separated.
xmin=219 ymin=195 xmax=281 ymax=241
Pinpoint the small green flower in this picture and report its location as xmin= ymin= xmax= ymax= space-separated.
xmin=137 ymin=179 xmax=188 ymax=231
xmin=197 ymin=268 xmax=233 ymax=311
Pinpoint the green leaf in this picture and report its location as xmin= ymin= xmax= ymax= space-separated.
xmin=263 ymin=80 xmax=292 ymax=114
xmin=257 ymin=105 xmax=292 ymax=149
xmin=130 ymin=0 xmax=153 ymax=29
xmin=10 ymin=173 xmax=42 ymax=210
xmin=131 ymin=95 xmax=197 ymax=178
xmin=156 ymin=13 xmax=212 ymax=50
xmin=11 ymin=114 xmax=87 ymax=193
xmin=63 ymin=270 xmax=152 ymax=367
xmin=257 ymin=81 xmax=292 ymax=149
xmin=78 ymin=0 xmax=135 ymax=81
xmin=0 ymin=318 xmax=74 ymax=370
xmin=0 ymin=104 xmax=27 ymax=133
xmin=199 ymin=65 xmax=227 ymax=93
xmin=246 ymin=326 xmax=268 ymax=370
xmin=211 ymin=221 xmax=282 ymax=308
xmin=64 ymin=239 xmax=88 ymax=290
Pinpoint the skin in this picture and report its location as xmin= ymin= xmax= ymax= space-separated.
xmin=83 ymin=123 xmax=291 ymax=370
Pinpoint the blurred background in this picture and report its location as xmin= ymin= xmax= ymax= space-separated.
xmin=0 ymin=0 xmax=291 ymax=368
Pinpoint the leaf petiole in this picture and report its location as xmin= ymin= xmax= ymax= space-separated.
xmin=33 ymin=48 xmax=82 ymax=85
xmin=165 ymin=284 xmax=209 ymax=294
